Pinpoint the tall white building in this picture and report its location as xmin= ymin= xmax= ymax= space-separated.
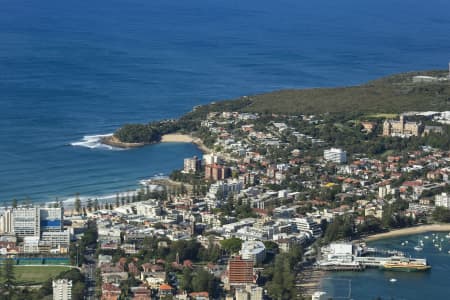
xmin=435 ymin=193 xmax=450 ymax=208
xmin=0 ymin=209 xmax=13 ymax=234
xmin=240 ymin=241 xmax=266 ymax=265
xmin=12 ymin=207 xmax=40 ymax=237
xmin=203 ymin=153 xmax=221 ymax=165
xmin=53 ymin=279 xmax=72 ymax=300
xmin=324 ymin=148 xmax=347 ymax=164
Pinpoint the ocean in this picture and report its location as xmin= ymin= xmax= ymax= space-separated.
xmin=322 ymin=233 xmax=450 ymax=299
xmin=1 ymin=0 xmax=450 ymax=204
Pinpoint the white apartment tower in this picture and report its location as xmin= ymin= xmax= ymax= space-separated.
xmin=53 ymin=279 xmax=72 ymax=300
xmin=324 ymin=148 xmax=347 ymax=164
xmin=12 ymin=207 xmax=40 ymax=237
xmin=0 ymin=209 xmax=13 ymax=234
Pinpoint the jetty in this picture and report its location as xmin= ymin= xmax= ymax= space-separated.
xmin=316 ymin=242 xmax=430 ymax=271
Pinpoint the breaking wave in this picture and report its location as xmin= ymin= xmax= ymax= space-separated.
xmin=70 ymin=133 xmax=122 ymax=150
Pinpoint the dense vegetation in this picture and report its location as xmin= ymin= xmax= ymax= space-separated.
xmin=222 ymin=70 xmax=450 ymax=115
xmin=112 ymin=70 xmax=450 ymax=144
xmin=433 ymin=207 xmax=450 ymax=223
xmin=264 ymin=245 xmax=303 ymax=300
xmin=113 ymin=121 xmax=180 ymax=144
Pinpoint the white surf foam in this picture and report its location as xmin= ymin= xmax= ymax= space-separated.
xmin=70 ymin=133 xmax=122 ymax=150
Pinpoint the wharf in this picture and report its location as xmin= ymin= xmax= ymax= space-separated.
xmin=316 ymin=264 xmax=365 ymax=271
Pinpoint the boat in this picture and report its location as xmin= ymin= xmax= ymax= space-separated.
xmin=401 ymin=242 xmax=405 ymax=246
xmin=389 ymin=278 xmax=397 ymax=283
xmin=380 ymin=258 xmax=431 ymax=272
xmin=424 ymin=236 xmax=429 ymax=239
xmin=414 ymin=238 xmax=423 ymax=251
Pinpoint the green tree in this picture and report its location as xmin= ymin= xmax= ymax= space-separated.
xmin=433 ymin=207 xmax=450 ymax=223
xmin=87 ymin=198 xmax=93 ymax=212
xmin=74 ymin=193 xmax=81 ymax=214
xmin=220 ymin=237 xmax=243 ymax=254
xmin=180 ymin=267 xmax=193 ymax=292
xmin=267 ymin=253 xmax=296 ymax=300
xmin=192 ymin=269 xmax=215 ymax=294
xmin=11 ymin=199 xmax=17 ymax=209
xmin=3 ymin=258 xmax=16 ymax=293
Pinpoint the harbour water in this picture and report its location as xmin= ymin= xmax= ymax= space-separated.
xmin=1 ymin=0 xmax=450 ymax=203
xmin=322 ymin=233 xmax=450 ymax=299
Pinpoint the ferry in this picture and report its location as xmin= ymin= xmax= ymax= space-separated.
xmin=380 ymin=257 xmax=431 ymax=272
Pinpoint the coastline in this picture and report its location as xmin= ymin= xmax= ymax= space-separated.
xmin=160 ymin=133 xmax=212 ymax=154
xmin=101 ymin=135 xmax=145 ymax=148
xmin=101 ymin=133 xmax=212 ymax=154
xmin=363 ymin=224 xmax=450 ymax=242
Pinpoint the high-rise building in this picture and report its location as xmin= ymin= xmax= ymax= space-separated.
xmin=323 ymin=148 xmax=347 ymax=164
xmin=40 ymin=207 xmax=63 ymax=232
xmin=53 ymin=279 xmax=72 ymax=300
xmin=183 ymin=156 xmax=202 ymax=173
xmin=0 ymin=209 xmax=13 ymax=234
xmin=205 ymin=164 xmax=231 ymax=181
xmin=12 ymin=207 xmax=40 ymax=237
xmin=240 ymin=241 xmax=266 ymax=265
xmin=227 ymin=256 xmax=254 ymax=288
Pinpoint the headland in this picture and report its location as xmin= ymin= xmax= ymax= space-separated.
xmin=101 ymin=135 xmax=145 ymax=148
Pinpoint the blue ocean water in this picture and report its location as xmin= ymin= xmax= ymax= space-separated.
xmin=1 ymin=0 xmax=450 ymax=203
xmin=322 ymin=233 xmax=450 ymax=300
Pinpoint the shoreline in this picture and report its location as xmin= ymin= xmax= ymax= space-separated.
xmin=159 ymin=133 xmax=212 ymax=154
xmin=101 ymin=133 xmax=212 ymax=154
xmin=363 ymin=224 xmax=450 ymax=242
xmin=101 ymin=135 xmax=146 ymax=148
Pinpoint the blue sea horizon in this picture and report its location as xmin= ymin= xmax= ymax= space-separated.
xmin=1 ymin=0 xmax=449 ymax=205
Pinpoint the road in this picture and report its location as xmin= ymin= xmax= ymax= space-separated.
xmin=83 ymin=246 xmax=97 ymax=300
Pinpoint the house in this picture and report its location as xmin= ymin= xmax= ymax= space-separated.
xmin=101 ymin=283 xmax=121 ymax=300
xmin=159 ymin=283 xmax=174 ymax=297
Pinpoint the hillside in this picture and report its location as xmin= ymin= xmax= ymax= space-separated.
xmin=189 ymin=70 xmax=450 ymax=116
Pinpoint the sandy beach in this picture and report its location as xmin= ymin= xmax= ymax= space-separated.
xmin=364 ymin=224 xmax=450 ymax=241
xmin=161 ymin=134 xmax=212 ymax=154
xmin=161 ymin=133 xmax=194 ymax=143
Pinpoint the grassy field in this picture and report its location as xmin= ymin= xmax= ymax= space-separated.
xmin=14 ymin=265 xmax=73 ymax=285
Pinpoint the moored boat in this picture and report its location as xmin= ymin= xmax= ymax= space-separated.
xmin=380 ymin=258 xmax=431 ymax=272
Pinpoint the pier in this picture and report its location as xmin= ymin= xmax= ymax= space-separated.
xmin=316 ymin=242 xmax=430 ymax=271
